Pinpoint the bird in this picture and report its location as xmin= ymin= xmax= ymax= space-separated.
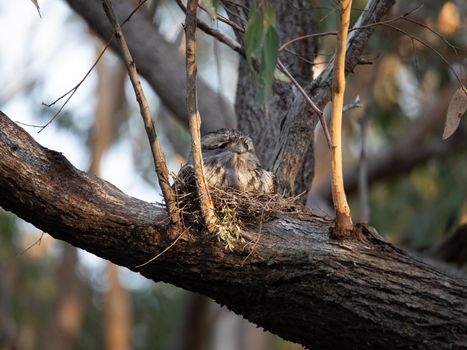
xmin=177 ymin=129 xmax=275 ymax=194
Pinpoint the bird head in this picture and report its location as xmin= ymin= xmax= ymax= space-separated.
xmin=201 ymin=129 xmax=255 ymax=154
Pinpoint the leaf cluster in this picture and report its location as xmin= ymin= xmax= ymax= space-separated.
xmin=245 ymin=1 xmax=280 ymax=103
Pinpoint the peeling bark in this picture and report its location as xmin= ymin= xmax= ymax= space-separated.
xmin=1 ymin=111 xmax=466 ymax=349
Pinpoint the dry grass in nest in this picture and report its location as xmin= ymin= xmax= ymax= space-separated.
xmin=172 ymin=175 xmax=305 ymax=250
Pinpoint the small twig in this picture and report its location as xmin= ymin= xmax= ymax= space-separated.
xmin=280 ymin=6 xmax=423 ymax=54
xmin=282 ymin=48 xmax=316 ymax=65
xmin=185 ymin=0 xmax=219 ymax=234
xmin=400 ymin=16 xmax=459 ymax=55
xmin=277 ymin=59 xmax=332 ymax=148
xmin=38 ymin=40 xmax=111 ymax=133
xmin=102 ymin=0 xmax=181 ymax=238
xmin=30 ymin=0 xmax=42 ymax=18
xmin=214 ymin=13 xmax=245 ymax=32
xmin=19 ymin=231 xmax=45 ymax=255
xmin=279 ymin=4 xmax=460 ymax=69
xmin=37 ymin=0 xmax=148 ymax=133
xmin=279 ymin=31 xmax=338 ymax=52
xmin=241 ymin=195 xmax=276 ymax=266
xmin=196 ymin=2 xmax=245 ymax=32
xmin=343 ymin=95 xmax=361 ymax=113
xmin=241 ymin=216 xmax=263 ymax=266
xmin=176 ymin=0 xmax=244 ymax=56
xmin=379 ymin=23 xmax=465 ymax=90
xmin=134 ymin=229 xmax=187 ymax=269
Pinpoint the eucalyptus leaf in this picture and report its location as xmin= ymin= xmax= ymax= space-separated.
xmin=442 ymin=86 xmax=467 ymax=140
xmin=245 ymin=7 xmax=264 ymax=63
xmin=245 ymin=2 xmax=280 ymax=104
xmin=200 ymin=0 xmax=218 ymax=20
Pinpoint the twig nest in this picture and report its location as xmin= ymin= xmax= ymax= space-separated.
xmin=172 ymin=174 xmax=304 ymax=249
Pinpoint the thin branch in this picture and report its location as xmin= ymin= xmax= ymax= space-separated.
xmin=277 ymin=60 xmax=331 ymax=148
xmin=214 ymin=13 xmax=245 ymax=32
xmin=278 ymin=2 xmax=464 ymax=85
xmin=19 ymin=231 xmax=45 ymax=255
xmin=343 ymin=95 xmax=361 ymax=112
xmin=330 ymin=0 xmax=353 ymax=236
xmin=102 ymin=0 xmax=181 ymax=237
xmin=279 ymin=31 xmax=338 ymax=52
xmin=279 ymin=6 xmax=423 ymax=54
xmin=37 ymin=0 xmax=149 ymax=133
xmin=379 ymin=23 xmax=465 ymax=89
xmin=196 ymin=2 xmax=245 ymax=32
xmin=400 ymin=16 xmax=459 ymax=55
xmin=38 ymin=40 xmax=111 ymax=133
xmin=176 ymin=0 xmax=244 ymax=56
xmin=135 ymin=229 xmax=187 ymax=269
xmin=185 ymin=0 xmax=219 ymax=233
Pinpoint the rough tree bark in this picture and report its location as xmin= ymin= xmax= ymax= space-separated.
xmin=1 ymin=111 xmax=466 ymax=349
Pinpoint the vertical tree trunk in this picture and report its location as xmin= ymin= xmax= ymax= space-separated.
xmin=225 ymin=1 xmax=318 ymax=195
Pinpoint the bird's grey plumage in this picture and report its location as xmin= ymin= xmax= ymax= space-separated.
xmin=178 ymin=129 xmax=275 ymax=194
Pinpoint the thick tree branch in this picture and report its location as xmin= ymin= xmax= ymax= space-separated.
xmin=1 ymin=111 xmax=466 ymax=349
xmin=64 ymin=0 xmax=235 ymax=132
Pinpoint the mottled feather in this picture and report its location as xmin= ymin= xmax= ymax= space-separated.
xmin=178 ymin=129 xmax=275 ymax=194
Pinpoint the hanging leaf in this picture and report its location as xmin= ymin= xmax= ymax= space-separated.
xmin=30 ymin=0 xmax=42 ymax=18
xmin=274 ymin=69 xmax=291 ymax=82
xmin=200 ymin=0 xmax=219 ymax=20
xmin=263 ymin=2 xmax=276 ymax=28
xmin=244 ymin=2 xmax=280 ymax=103
xmin=245 ymin=6 xmax=263 ymax=65
xmin=259 ymin=26 xmax=279 ymax=101
xmin=442 ymin=86 xmax=467 ymax=140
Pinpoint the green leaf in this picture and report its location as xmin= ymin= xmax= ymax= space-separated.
xmin=200 ymin=0 xmax=218 ymax=20
xmin=274 ymin=69 xmax=291 ymax=82
xmin=257 ymin=26 xmax=279 ymax=102
xmin=263 ymin=3 xmax=276 ymax=29
xmin=245 ymin=2 xmax=280 ymax=103
xmin=245 ymin=6 xmax=264 ymax=64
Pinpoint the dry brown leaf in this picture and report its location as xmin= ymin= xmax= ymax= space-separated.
xmin=442 ymin=86 xmax=467 ymax=140
xmin=437 ymin=2 xmax=460 ymax=34
xmin=30 ymin=0 xmax=42 ymax=18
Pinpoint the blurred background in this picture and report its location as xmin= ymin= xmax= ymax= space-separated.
xmin=0 ymin=0 xmax=465 ymax=349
